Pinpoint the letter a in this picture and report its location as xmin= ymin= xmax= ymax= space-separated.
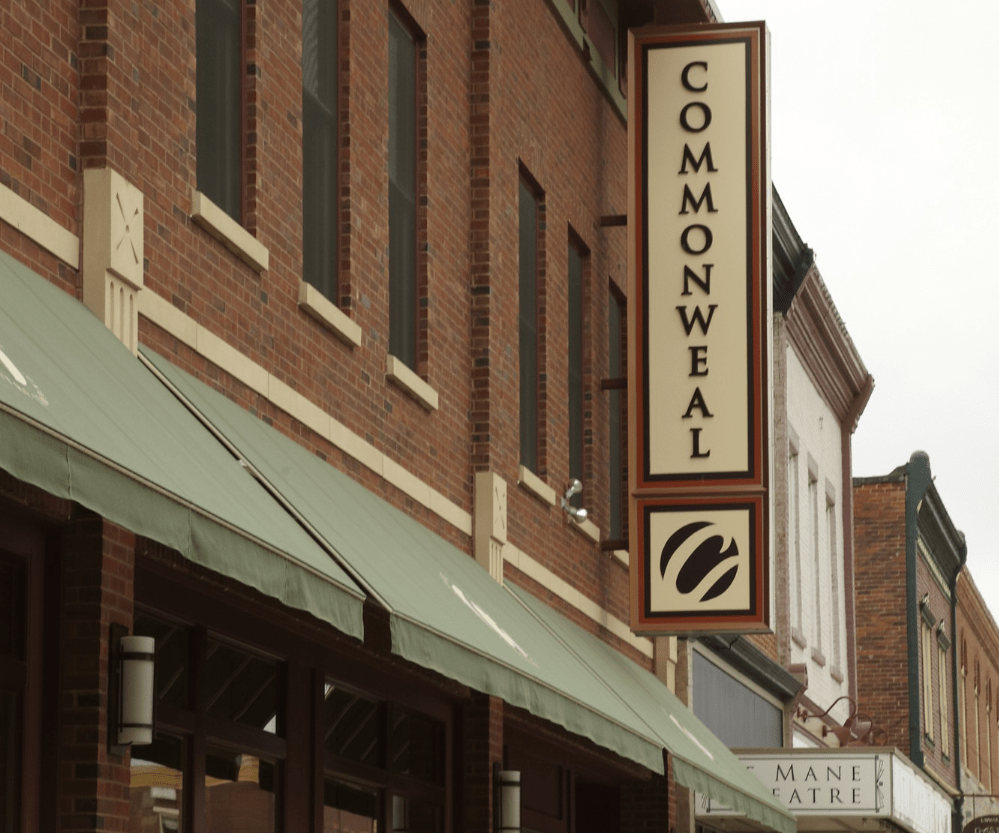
xmin=682 ymin=388 xmax=713 ymax=419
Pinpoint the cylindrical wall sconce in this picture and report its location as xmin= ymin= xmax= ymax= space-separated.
xmin=109 ymin=623 xmax=155 ymax=754
xmin=496 ymin=768 xmax=521 ymax=833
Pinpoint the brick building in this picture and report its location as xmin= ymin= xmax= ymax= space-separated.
xmin=0 ymin=1 xmax=797 ymax=833
xmin=853 ymin=452 xmax=967 ymax=830
xmin=956 ymin=560 xmax=999 ymax=823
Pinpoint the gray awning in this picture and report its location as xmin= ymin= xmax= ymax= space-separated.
xmin=0 ymin=250 xmax=364 ymax=640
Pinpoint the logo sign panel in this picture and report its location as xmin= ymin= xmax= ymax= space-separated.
xmin=628 ymin=23 xmax=772 ymax=634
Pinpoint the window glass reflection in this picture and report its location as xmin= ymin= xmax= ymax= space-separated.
xmin=390 ymin=709 xmax=443 ymax=785
xmin=323 ymin=779 xmax=379 ymax=833
xmin=392 ymin=795 xmax=443 ymax=833
xmin=205 ymin=748 xmax=278 ymax=833
xmin=205 ymin=639 xmax=278 ymax=733
xmin=324 ymin=686 xmax=380 ymax=767
xmin=129 ymin=733 xmax=185 ymax=833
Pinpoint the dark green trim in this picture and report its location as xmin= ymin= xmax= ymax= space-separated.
xmin=905 ymin=451 xmax=933 ymax=768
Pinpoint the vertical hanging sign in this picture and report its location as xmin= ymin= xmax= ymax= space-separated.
xmin=628 ymin=23 xmax=772 ymax=634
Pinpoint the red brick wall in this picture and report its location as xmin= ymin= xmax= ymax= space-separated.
xmin=853 ymin=480 xmax=910 ymax=753
xmin=58 ymin=513 xmax=135 ymax=833
xmin=958 ymin=571 xmax=999 ymax=803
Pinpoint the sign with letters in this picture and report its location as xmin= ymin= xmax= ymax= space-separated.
xmin=628 ymin=23 xmax=772 ymax=633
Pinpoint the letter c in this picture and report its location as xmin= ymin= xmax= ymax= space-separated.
xmin=681 ymin=61 xmax=708 ymax=92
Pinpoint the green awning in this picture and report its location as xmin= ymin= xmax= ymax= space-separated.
xmin=0 ymin=250 xmax=364 ymax=641
xmin=143 ymin=349 xmax=670 ymax=775
xmin=509 ymin=585 xmax=796 ymax=833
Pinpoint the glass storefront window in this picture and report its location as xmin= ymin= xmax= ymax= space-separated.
xmin=205 ymin=639 xmax=279 ymax=734
xmin=205 ymin=748 xmax=279 ymax=833
xmin=129 ymin=733 xmax=185 ymax=833
xmin=323 ymin=779 xmax=380 ymax=832
xmin=390 ymin=709 xmax=444 ymax=785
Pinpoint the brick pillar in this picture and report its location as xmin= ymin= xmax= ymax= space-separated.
xmin=460 ymin=693 xmax=504 ymax=833
xmin=58 ymin=511 xmax=135 ymax=833
xmin=621 ymin=770 xmax=671 ymax=833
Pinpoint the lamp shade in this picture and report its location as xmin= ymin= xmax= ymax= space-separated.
xmin=118 ymin=634 xmax=155 ymax=745
xmin=497 ymin=770 xmax=520 ymax=833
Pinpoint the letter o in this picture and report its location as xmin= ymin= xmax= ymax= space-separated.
xmin=680 ymin=102 xmax=712 ymax=133
xmin=681 ymin=224 xmax=713 ymax=255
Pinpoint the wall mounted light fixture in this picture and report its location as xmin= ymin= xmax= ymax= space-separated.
xmin=560 ymin=479 xmax=587 ymax=523
xmin=495 ymin=765 xmax=521 ymax=833
xmin=109 ymin=623 xmax=155 ymax=755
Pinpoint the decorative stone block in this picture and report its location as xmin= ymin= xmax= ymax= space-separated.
xmin=83 ymin=169 xmax=144 ymax=354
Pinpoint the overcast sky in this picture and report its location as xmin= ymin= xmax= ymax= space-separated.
xmin=718 ymin=1 xmax=999 ymax=618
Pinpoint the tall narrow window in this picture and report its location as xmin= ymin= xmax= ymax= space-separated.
xmin=197 ymin=0 xmax=243 ymax=221
xmin=987 ymin=683 xmax=993 ymax=788
xmin=519 ymin=177 xmax=541 ymax=472
xmin=303 ymin=0 xmax=339 ymax=299
xmin=567 ymin=235 xmax=586 ymax=496
xmin=788 ymin=438 xmax=803 ymax=644
xmin=921 ymin=614 xmax=934 ymax=741
xmin=809 ymin=465 xmax=822 ymax=652
xmin=389 ymin=9 xmax=418 ymax=367
xmin=607 ymin=287 xmax=626 ymax=541
xmin=827 ymin=493 xmax=841 ymax=672
xmin=938 ymin=630 xmax=950 ymax=756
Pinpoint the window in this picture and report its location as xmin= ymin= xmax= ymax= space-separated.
xmin=808 ymin=465 xmax=822 ymax=654
xmin=196 ymin=0 xmax=244 ymax=222
xmin=388 ymin=8 xmax=421 ymax=368
xmin=302 ymin=0 xmax=339 ymax=299
xmin=938 ymin=629 xmax=950 ymax=757
xmin=567 ymin=235 xmax=587 ymax=500
xmin=961 ymin=638 xmax=968 ymax=767
xmin=826 ymin=492 xmax=841 ymax=673
xmin=131 ymin=612 xmax=284 ymax=832
xmin=607 ymin=286 xmax=626 ymax=542
xmin=519 ymin=175 xmax=544 ymax=472
xmin=788 ymin=437 xmax=804 ymax=645
xmin=987 ymin=681 xmax=993 ymax=788
xmin=920 ymin=613 xmax=934 ymax=741
xmin=323 ymin=684 xmax=445 ymax=832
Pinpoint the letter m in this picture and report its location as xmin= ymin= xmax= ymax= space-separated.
xmin=679 ymin=183 xmax=717 ymax=215
xmin=679 ymin=143 xmax=717 ymax=174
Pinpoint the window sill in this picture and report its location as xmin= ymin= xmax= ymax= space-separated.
xmin=190 ymin=189 xmax=269 ymax=273
xmin=831 ymin=665 xmax=844 ymax=683
xmin=518 ymin=466 xmax=556 ymax=507
xmin=298 ymin=282 xmax=362 ymax=347
xmin=791 ymin=627 xmax=807 ymax=649
xmin=570 ymin=516 xmax=600 ymax=544
xmin=386 ymin=355 xmax=438 ymax=411
xmin=811 ymin=647 xmax=826 ymax=667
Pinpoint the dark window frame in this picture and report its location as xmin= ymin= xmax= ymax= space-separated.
xmin=196 ymin=0 xmax=248 ymax=224
xmin=302 ymin=0 xmax=342 ymax=302
xmin=605 ymin=284 xmax=627 ymax=543
xmin=567 ymin=232 xmax=588 ymax=507
xmin=135 ymin=558 xmax=453 ymax=833
xmin=519 ymin=170 xmax=547 ymax=475
xmin=388 ymin=4 xmax=427 ymax=373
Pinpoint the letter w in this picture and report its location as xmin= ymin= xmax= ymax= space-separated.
xmin=676 ymin=305 xmax=717 ymax=336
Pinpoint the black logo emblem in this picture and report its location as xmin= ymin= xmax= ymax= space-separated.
xmin=660 ymin=521 xmax=739 ymax=602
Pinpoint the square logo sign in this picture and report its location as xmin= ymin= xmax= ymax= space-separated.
xmin=641 ymin=500 xmax=764 ymax=626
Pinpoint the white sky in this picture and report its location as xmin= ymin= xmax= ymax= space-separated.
xmin=719 ymin=1 xmax=999 ymax=618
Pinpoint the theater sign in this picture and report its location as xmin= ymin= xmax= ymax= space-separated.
xmin=697 ymin=749 xmax=952 ymax=833
xmin=627 ymin=23 xmax=773 ymax=634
